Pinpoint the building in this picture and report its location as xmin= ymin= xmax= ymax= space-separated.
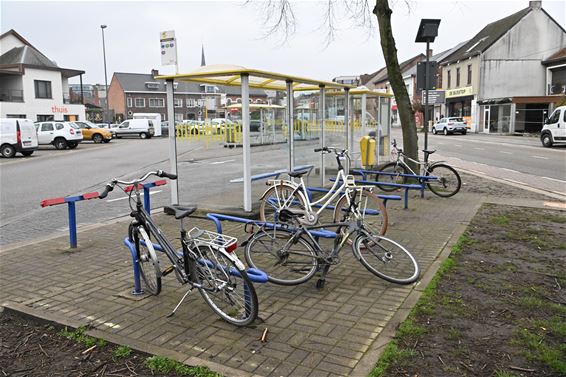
xmin=0 ymin=29 xmax=86 ymax=121
xmin=440 ymin=0 xmax=566 ymax=133
xmin=108 ymin=70 xmax=268 ymax=122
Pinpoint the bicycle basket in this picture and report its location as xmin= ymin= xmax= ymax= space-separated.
xmin=188 ymin=227 xmax=238 ymax=252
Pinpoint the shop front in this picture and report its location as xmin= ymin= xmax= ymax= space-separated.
xmin=445 ymin=86 xmax=476 ymax=129
xmin=477 ymin=98 xmax=513 ymax=134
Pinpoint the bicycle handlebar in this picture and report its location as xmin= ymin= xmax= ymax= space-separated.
xmin=314 ymin=147 xmax=348 ymax=156
xmin=99 ymin=170 xmax=177 ymax=199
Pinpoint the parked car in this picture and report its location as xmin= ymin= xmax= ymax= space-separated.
xmin=73 ymin=121 xmax=113 ymax=143
xmin=432 ymin=117 xmax=468 ymax=135
xmin=114 ymin=119 xmax=155 ymax=139
xmin=0 ymin=118 xmax=39 ymax=157
xmin=35 ymin=121 xmax=83 ymax=149
xmin=541 ymin=105 xmax=566 ymax=147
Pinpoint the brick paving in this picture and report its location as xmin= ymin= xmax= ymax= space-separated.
xmin=0 ymin=189 xmax=482 ymax=376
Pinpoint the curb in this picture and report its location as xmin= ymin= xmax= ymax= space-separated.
xmin=1 ymin=302 xmax=261 ymax=377
xmin=350 ymin=199 xmax=483 ymax=376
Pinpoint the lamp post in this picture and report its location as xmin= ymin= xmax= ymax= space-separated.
xmin=415 ymin=19 xmax=440 ymax=151
xmin=100 ymin=25 xmax=110 ymax=124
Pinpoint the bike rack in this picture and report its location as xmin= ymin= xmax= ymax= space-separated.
xmin=123 ymin=236 xmax=269 ymax=296
xmin=124 ymin=180 xmax=168 ymax=214
xmin=40 ymin=191 xmax=101 ymax=248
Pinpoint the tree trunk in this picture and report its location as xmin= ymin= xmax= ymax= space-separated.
xmin=373 ymin=0 xmax=419 ymax=170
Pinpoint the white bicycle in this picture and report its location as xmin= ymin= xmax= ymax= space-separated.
xmin=259 ymin=147 xmax=388 ymax=237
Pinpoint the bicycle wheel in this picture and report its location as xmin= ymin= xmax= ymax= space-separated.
xmin=259 ymin=183 xmax=306 ymax=224
xmin=334 ymin=189 xmax=388 ymax=237
xmin=133 ymin=226 xmax=162 ymax=295
xmin=426 ymin=163 xmax=461 ymax=198
xmin=245 ymin=230 xmax=318 ymax=285
xmin=375 ymin=162 xmax=408 ymax=191
xmin=353 ymin=233 xmax=419 ymax=284
xmin=192 ymin=246 xmax=258 ymax=327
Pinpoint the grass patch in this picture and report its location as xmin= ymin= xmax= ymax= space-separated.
xmin=446 ymin=327 xmax=460 ymax=341
xmin=58 ymin=326 xmax=106 ymax=348
xmin=513 ymin=328 xmax=566 ymax=375
xmin=490 ymin=214 xmax=510 ymax=225
xmin=112 ymin=345 xmax=132 ymax=359
xmin=144 ymin=356 xmax=221 ymax=377
xmin=369 ymin=341 xmax=415 ymax=377
xmin=495 ymin=370 xmax=517 ymax=377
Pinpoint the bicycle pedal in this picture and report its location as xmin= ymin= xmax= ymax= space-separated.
xmin=162 ymin=266 xmax=175 ymax=276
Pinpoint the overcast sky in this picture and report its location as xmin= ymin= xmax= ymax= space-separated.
xmin=2 ymin=0 xmax=565 ymax=85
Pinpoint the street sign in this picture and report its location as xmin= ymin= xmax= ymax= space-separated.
xmin=160 ymin=30 xmax=177 ymax=66
xmin=427 ymin=90 xmax=445 ymax=104
xmin=416 ymin=61 xmax=438 ymax=90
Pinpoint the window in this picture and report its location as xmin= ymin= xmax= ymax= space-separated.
xmin=174 ymin=113 xmax=183 ymax=122
xmin=186 ymin=98 xmax=196 ymax=107
xmin=197 ymin=99 xmax=204 ymax=107
xmin=145 ymin=82 xmax=160 ymax=89
xmin=37 ymin=115 xmax=54 ymax=122
xmin=119 ymin=121 xmax=130 ymax=128
xmin=41 ymin=123 xmax=54 ymax=131
xmin=6 ymin=114 xmax=26 ymax=119
xmin=226 ymin=98 xmax=232 ymax=105
xmin=149 ymin=98 xmax=165 ymax=107
xmin=456 ymin=68 xmax=460 ymax=87
xmin=174 ymin=98 xmax=183 ymax=107
xmin=127 ymin=97 xmax=133 ymax=107
xmin=447 ymin=70 xmax=451 ymax=89
xmin=34 ymin=80 xmax=52 ymax=99
xmin=467 ymin=65 xmax=472 ymax=85
xmin=55 ymin=123 xmax=64 ymax=130
xmin=135 ymin=98 xmax=145 ymax=107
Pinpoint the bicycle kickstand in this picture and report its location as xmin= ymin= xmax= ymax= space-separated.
xmin=166 ymin=289 xmax=193 ymax=318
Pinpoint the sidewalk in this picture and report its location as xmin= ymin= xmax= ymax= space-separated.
xmin=0 ymin=187 xmax=497 ymax=376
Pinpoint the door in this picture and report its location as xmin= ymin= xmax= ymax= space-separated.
xmin=482 ymin=106 xmax=490 ymax=133
xmin=38 ymin=123 xmax=55 ymax=144
xmin=558 ymin=108 xmax=566 ymax=138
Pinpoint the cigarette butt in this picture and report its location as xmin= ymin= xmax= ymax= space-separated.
xmin=260 ymin=328 xmax=268 ymax=343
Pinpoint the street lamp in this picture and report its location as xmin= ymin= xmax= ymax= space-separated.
xmin=100 ymin=25 xmax=110 ymax=124
xmin=415 ymin=18 xmax=440 ymax=151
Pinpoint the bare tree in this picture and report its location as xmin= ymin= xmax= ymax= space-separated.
xmin=249 ymin=0 xmax=419 ymax=168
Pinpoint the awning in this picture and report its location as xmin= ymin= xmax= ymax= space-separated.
xmin=156 ymin=64 xmax=352 ymax=92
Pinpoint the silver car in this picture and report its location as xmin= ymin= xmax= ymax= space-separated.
xmin=432 ymin=117 xmax=468 ymax=135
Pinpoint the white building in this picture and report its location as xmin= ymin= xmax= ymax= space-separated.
xmin=0 ymin=29 xmax=86 ymax=121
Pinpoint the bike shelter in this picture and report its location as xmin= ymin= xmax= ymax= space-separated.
xmin=156 ymin=65 xmax=352 ymax=211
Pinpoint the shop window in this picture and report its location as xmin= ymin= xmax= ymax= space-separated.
xmin=467 ymin=65 xmax=472 ymax=85
xmin=34 ymin=80 xmax=52 ymax=99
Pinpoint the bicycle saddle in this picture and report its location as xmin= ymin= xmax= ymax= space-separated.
xmin=288 ymin=170 xmax=308 ymax=178
xmin=164 ymin=204 xmax=197 ymax=220
xmin=422 ymin=149 xmax=436 ymax=155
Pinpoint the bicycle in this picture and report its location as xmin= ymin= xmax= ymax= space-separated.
xmin=259 ymin=147 xmax=388 ymax=237
xmin=375 ymin=139 xmax=461 ymax=197
xmin=244 ymin=208 xmax=419 ymax=289
xmin=99 ymin=170 xmax=258 ymax=327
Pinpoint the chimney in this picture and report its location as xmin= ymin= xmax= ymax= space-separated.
xmin=151 ymin=69 xmax=159 ymax=78
xmin=529 ymin=1 xmax=542 ymax=9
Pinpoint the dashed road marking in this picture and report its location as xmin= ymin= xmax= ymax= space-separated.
xmin=499 ymin=151 xmax=512 ymax=154
xmin=531 ymin=155 xmax=549 ymax=160
xmin=474 ymin=147 xmax=485 ymax=150
xmin=210 ymin=159 xmax=235 ymax=165
xmin=542 ymin=176 xmax=566 ymax=184
xmin=502 ymin=168 xmax=519 ymax=173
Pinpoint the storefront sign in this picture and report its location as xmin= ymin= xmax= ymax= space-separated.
xmin=51 ymin=105 xmax=69 ymax=114
xmin=160 ymin=30 xmax=177 ymax=66
xmin=446 ymin=86 xmax=474 ymax=98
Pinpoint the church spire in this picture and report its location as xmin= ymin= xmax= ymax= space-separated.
xmin=201 ymin=44 xmax=206 ymax=66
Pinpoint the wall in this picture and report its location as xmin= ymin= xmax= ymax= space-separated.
xmin=0 ymin=33 xmax=24 ymax=54
xmin=480 ymin=9 xmax=566 ymax=99
xmin=441 ymin=56 xmax=480 ymax=94
xmin=107 ymin=75 xmax=125 ymax=116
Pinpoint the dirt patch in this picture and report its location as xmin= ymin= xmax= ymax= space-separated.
xmin=459 ymin=172 xmax=553 ymax=200
xmin=374 ymin=204 xmax=566 ymax=377
xmin=0 ymin=311 xmax=220 ymax=377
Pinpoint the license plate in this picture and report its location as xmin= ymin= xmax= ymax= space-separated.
xmin=23 ymin=141 xmax=31 ymax=146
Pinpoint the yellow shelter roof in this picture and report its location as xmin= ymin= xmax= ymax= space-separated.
xmin=155 ymin=64 xmax=352 ymax=92
xmin=225 ymin=103 xmax=285 ymax=109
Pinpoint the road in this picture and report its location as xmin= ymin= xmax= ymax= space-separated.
xmin=1 ymin=131 xmax=565 ymax=246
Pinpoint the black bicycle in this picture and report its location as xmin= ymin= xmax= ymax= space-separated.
xmin=100 ymin=170 xmax=258 ymax=326
xmin=244 ymin=204 xmax=419 ymax=289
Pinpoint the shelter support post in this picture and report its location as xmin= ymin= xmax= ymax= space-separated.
xmin=241 ymin=74 xmax=252 ymax=211
xmin=166 ymin=79 xmax=179 ymax=205
xmin=361 ymin=93 xmax=367 ymax=138
xmin=286 ymin=81 xmax=294 ymax=172
xmin=344 ymin=88 xmax=350 ymax=174
xmin=319 ymin=85 xmax=326 ymax=187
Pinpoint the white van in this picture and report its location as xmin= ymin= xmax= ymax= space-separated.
xmin=541 ymin=106 xmax=566 ymax=147
xmin=132 ymin=113 xmax=162 ymax=136
xmin=0 ymin=118 xmax=39 ymax=157
xmin=114 ymin=119 xmax=155 ymax=139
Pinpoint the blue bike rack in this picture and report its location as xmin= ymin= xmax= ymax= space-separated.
xmin=124 ymin=180 xmax=168 ymax=214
